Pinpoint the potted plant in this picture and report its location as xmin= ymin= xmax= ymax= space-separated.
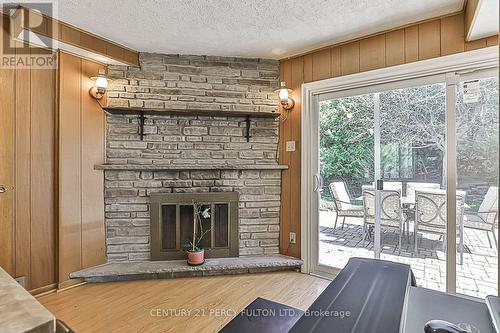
xmin=186 ymin=201 xmax=211 ymax=266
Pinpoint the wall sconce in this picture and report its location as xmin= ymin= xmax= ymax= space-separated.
xmin=89 ymin=68 xmax=109 ymax=100
xmin=276 ymin=81 xmax=295 ymax=110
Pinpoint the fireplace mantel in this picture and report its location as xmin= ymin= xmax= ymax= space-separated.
xmin=94 ymin=164 xmax=288 ymax=171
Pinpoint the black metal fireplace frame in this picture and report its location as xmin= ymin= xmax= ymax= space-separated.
xmin=150 ymin=192 xmax=239 ymax=261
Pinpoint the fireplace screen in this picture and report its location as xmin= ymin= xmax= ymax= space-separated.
xmin=150 ymin=192 xmax=239 ymax=260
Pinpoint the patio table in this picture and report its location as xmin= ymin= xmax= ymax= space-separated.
xmin=355 ymin=192 xmax=468 ymax=265
xmin=354 ymin=193 xmax=470 ymax=208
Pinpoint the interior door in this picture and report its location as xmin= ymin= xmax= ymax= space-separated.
xmin=0 ymin=67 xmax=15 ymax=275
xmin=0 ymin=55 xmax=57 ymax=292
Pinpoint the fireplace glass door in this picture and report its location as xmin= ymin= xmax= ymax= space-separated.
xmin=150 ymin=192 xmax=239 ymax=260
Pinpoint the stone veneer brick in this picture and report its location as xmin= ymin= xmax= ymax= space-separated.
xmin=104 ymin=53 xmax=281 ymax=261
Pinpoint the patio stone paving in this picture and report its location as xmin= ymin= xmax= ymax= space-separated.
xmin=319 ymin=211 xmax=498 ymax=298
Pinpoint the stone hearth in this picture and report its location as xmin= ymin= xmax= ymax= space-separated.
xmin=70 ymin=255 xmax=303 ymax=282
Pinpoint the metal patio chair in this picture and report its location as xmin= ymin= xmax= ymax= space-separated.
xmin=406 ymin=182 xmax=440 ymax=200
xmin=329 ymin=181 xmax=364 ymax=230
xmin=464 ymin=186 xmax=498 ymax=248
xmin=414 ymin=189 xmax=466 ymax=264
xmin=362 ymin=188 xmax=405 ymax=249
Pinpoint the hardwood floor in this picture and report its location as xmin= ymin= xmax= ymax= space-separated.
xmin=38 ymin=272 xmax=329 ymax=333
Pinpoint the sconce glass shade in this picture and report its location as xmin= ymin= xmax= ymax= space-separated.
xmin=275 ymin=81 xmax=294 ymax=110
xmin=279 ymin=87 xmax=289 ymax=103
xmin=95 ymin=76 xmax=108 ymax=90
xmin=89 ymin=68 xmax=110 ymax=100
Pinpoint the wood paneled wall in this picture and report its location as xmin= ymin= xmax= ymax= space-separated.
xmin=278 ymin=12 xmax=499 ymax=258
xmin=12 ymin=7 xmax=139 ymax=66
xmin=15 ymin=47 xmax=57 ymax=292
xmin=58 ymin=51 xmax=106 ymax=287
xmin=0 ymin=16 xmax=15 ymax=277
xmin=0 ymin=15 xmax=57 ymax=292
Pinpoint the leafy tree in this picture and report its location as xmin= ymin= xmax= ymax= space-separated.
xmin=319 ymin=95 xmax=374 ymax=190
xmin=319 ymin=77 xmax=499 ymax=195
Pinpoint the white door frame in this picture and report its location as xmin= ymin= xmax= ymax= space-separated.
xmin=301 ymin=47 xmax=499 ymax=282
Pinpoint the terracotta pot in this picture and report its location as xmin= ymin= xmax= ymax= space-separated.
xmin=187 ymin=249 xmax=205 ymax=266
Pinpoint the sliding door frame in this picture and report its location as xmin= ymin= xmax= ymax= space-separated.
xmin=301 ymin=47 xmax=499 ymax=294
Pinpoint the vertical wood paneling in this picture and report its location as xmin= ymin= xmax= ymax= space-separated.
xmin=465 ymin=38 xmax=487 ymax=50
xmin=0 ymin=67 xmax=15 ymax=275
xmin=312 ymin=48 xmax=331 ymax=81
xmin=418 ymin=20 xmax=441 ymax=60
xmin=59 ymin=52 xmax=106 ymax=285
xmin=405 ymin=26 xmax=419 ymax=63
xmin=30 ymin=50 xmax=56 ymax=289
xmin=360 ymin=35 xmax=386 ymax=71
xmin=106 ymin=43 xmax=125 ymax=62
xmin=80 ymin=34 xmax=107 ymax=54
xmin=330 ymin=47 xmax=341 ymax=77
xmin=0 ymin=14 xmax=15 ymax=276
xmin=279 ymin=60 xmax=292 ymax=255
xmin=385 ymin=29 xmax=405 ymax=67
xmin=486 ymin=36 xmax=499 ymax=46
xmin=0 ymin=18 xmax=57 ymax=289
xmin=14 ymin=55 xmax=32 ymax=290
xmin=341 ymin=42 xmax=360 ymax=75
xmin=278 ymin=13 xmax=497 ymax=258
xmin=279 ymin=56 xmax=303 ymax=258
xmin=81 ymin=60 xmax=106 ymax=268
xmin=441 ymin=14 xmax=465 ymax=55
xmin=59 ymin=52 xmax=83 ymax=283
xmin=288 ymin=57 xmax=303 ymax=258
xmin=18 ymin=7 xmax=139 ymax=66
xmin=4 ymin=29 xmax=58 ymax=291
xmin=60 ymin=24 xmax=81 ymax=46
xmin=303 ymin=54 xmax=313 ymax=82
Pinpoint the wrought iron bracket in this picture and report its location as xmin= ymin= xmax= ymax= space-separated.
xmin=245 ymin=115 xmax=251 ymax=142
xmin=138 ymin=111 xmax=146 ymax=140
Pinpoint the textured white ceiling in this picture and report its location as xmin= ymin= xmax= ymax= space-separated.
xmin=54 ymin=0 xmax=464 ymax=59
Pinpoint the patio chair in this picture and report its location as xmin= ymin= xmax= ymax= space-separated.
xmin=406 ymin=182 xmax=440 ymax=200
xmin=464 ymin=186 xmax=498 ymax=248
xmin=362 ymin=188 xmax=405 ymax=249
xmin=414 ymin=189 xmax=465 ymax=263
xmin=329 ymin=182 xmax=364 ymax=230
xmin=383 ymin=181 xmax=403 ymax=192
xmin=367 ymin=181 xmax=402 ymax=191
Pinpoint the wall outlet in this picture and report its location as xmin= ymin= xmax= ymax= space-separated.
xmin=289 ymin=232 xmax=296 ymax=244
xmin=15 ymin=276 xmax=25 ymax=287
xmin=286 ymin=141 xmax=296 ymax=152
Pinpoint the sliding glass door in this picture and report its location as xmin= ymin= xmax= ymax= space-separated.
xmin=317 ymin=93 xmax=374 ymax=271
xmin=311 ymin=66 xmax=498 ymax=298
xmin=378 ymin=81 xmax=448 ymax=292
xmin=316 ymin=78 xmax=450 ymax=290
xmin=455 ymin=70 xmax=499 ymax=298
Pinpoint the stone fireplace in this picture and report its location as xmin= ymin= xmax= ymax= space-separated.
xmin=150 ymin=192 xmax=239 ymax=260
xmin=101 ymin=53 xmax=285 ymax=262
